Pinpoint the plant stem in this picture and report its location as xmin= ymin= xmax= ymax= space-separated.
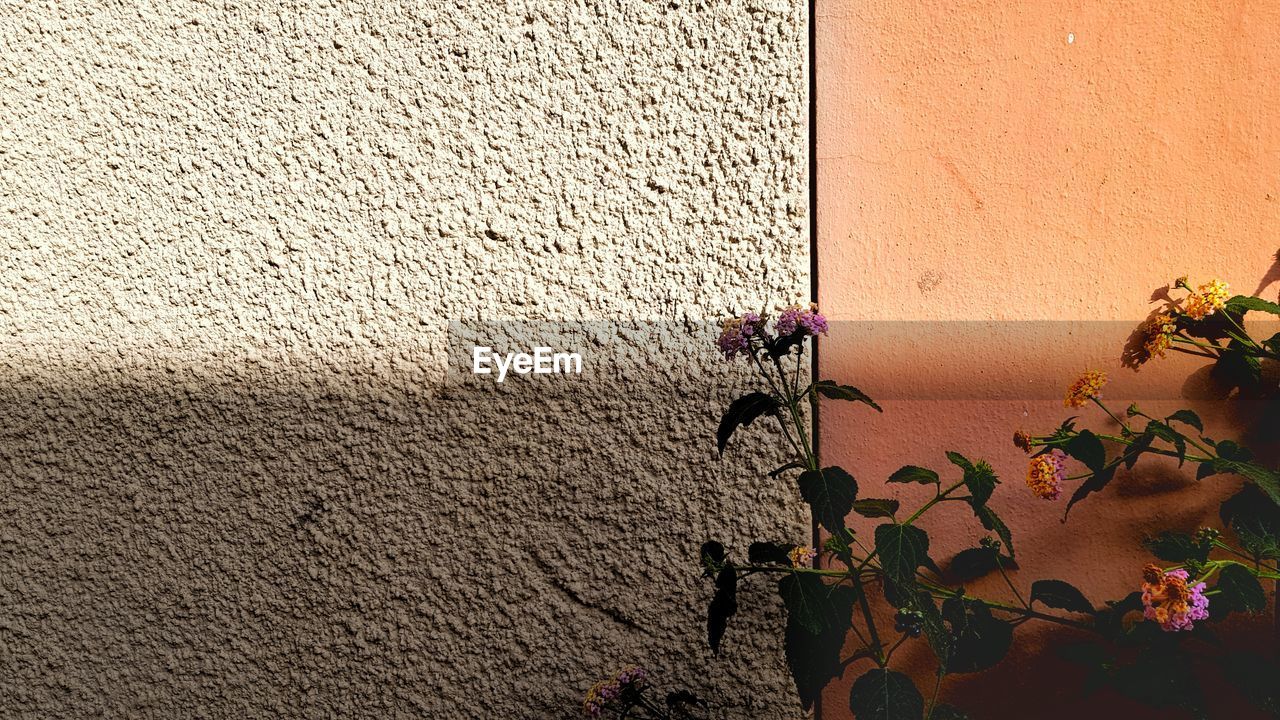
xmin=852 ymin=574 xmax=885 ymax=664
xmin=903 ymin=480 xmax=967 ymax=526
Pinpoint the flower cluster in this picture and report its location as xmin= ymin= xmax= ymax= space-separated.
xmin=1012 ymin=430 xmax=1033 ymax=454
xmin=1141 ymin=565 xmax=1209 ymax=632
xmin=1139 ymin=312 xmax=1177 ymax=364
xmin=1026 ymin=449 xmax=1067 ymax=500
xmin=583 ymin=666 xmax=649 ymax=718
xmin=716 ymin=312 xmax=766 ymax=361
xmin=1064 ymin=370 xmax=1107 ymax=408
xmin=788 ymin=545 xmax=817 ymax=568
xmin=716 ymin=304 xmax=829 ymax=361
xmin=1183 ymin=279 xmax=1230 ymax=320
xmin=775 ymin=302 xmax=828 ymax=338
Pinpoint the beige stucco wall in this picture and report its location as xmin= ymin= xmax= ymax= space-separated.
xmin=0 ymin=2 xmax=809 ymax=717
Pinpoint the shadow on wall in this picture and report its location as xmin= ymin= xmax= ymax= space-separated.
xmin=0 ymin=324 xmax=809 ymax=719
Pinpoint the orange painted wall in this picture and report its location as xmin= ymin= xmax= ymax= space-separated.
xmin=817 ymin=2 xmax=1280 ymax=717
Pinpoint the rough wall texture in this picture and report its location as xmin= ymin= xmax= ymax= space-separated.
xmin=0 ymin=2 xmax=809 ymax=717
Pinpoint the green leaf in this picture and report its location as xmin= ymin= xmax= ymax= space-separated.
xmin=699 ymin=541 xmax=725 ymax=576
xmin=888 ymin=465 xmax=940 ymax=485
xmin=1065 ymin=430 xmax=1106 ymax=473
xmin=779 ymin=572 xmax=847 ymax=635
xmin=848 ymin=669 xmax=924 ymax=720
xmin=716 ymin=392 xmax=779 ymax=455
xmin=798 ymin=466 xmax=858 ymax=534
xmin=913 ymin=592 xmax=952 ymax=672
xmin=945 ymin=451 xmax=974 ymax=473
xmin=1147 ymin=421 xmax=1187 ymax=466
xmin=1166 ymin=409 xmax=1204 ymax=433
xmin=814 ymin=380 xmax=882 ymax=412
xmin=785 ymin=613 xmax=847 ymax=710
xmin=1125 ymin=431 xmax=1154 ymax=470
xmin=941 ymin=598 xmax=1014 ymax=673
xmin=1225 ymin=294 xmax=1280 ymax=316
xmin=1215 ymin=439 xmax=1253 ymax=462
xmin=1030 ymin=579 xmax=1094 ymax=614
xmin=782 ymin=582 xmax=857 ymax=710
xmin=874 ymin=523 xmax=930 ymax=588
xmin=1142 ymin=531 xmax=1210 ymax=564
xmin=972 ymin=505 xmax=1015 ymax=558
xmin=852 ymin=498 xmax=900 ymax=518
xmin=1221 ymin=486 xmax=1280 ymax=560
xmin=747 ymin=541 xmax=794 ymax=565
xmin=707 ymin=566 xmax=737 ymax=655
xmin=1214 ymin=458 xmax=1280 ymax=506
xmin=1215 ymin=564 xmax=1266 ymax=615
xmin=961 ymin=460 xmax=998 ymax=508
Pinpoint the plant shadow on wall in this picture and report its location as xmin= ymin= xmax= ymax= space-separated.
xmin=582 ymin=281 xmax=1280 ymax=719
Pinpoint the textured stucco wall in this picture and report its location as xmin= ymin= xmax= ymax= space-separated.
xmin=0 ymin=2 xmax=809 ymax=718
xmin=818 ymin=1 xmax=1279 ymax=718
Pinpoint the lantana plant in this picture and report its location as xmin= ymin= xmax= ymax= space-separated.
xmin=690 ymin=295 xmax=1278 ymax=719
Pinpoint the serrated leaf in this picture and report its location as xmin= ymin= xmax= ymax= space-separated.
xmin=716 ymin=392 xmax=779 ymax=455
xmin=1125 ymin=431 xmax=1154 ymax=470
xmin=945 ymin=451 xmax=974 ymax=473
xmin=874 ymin=523 xmax=930 ymax=588
xmin=888 ymin=465 xmax=940 ymax=485
xmin=1225 ymin=294 xmax=1280 ymax=316
xmin=707 ymin=566 xmax=737 ymax=655
xmin=798 ymin=466 xmax=858 ymax=533
xmin=814 ymin=380 xmax=882 ymax=412
xmin=779 ymin=573 xmax=852 ymax=635
xmin=852 ymin=498 xmax=900 ymax=518
xmin=1220 ymin=486 xmax=1280 ymax=560
xmin=848 ymin=669 xmax=924 ymax=720
xmin=1147 ymin=421 xmax=1187 ymax=466
xmin=962 ymin=460 xmax=998 ymax=508
xmin=1030 ymin=579 xmax=1094 ymax=614
xmin=783 ymin=583 xmax=856 ymax=709
xmin=1166 ymin=410 xmax=1204 ymax=432
xmin=914 ymin=592 xmax=952 ymax=672
xmin=1142 ymin=532 xmax=1209 ymax=564
xmin=1215 ymin=439 xmax=1253 ymax=462
xmin=1213 ymin=458 xmax=1280 ymax=506
xmin=1215 ymin=564 xmax=1266 ymax=615
xmin=973 ymin=505 xmax=1015 ymax=558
